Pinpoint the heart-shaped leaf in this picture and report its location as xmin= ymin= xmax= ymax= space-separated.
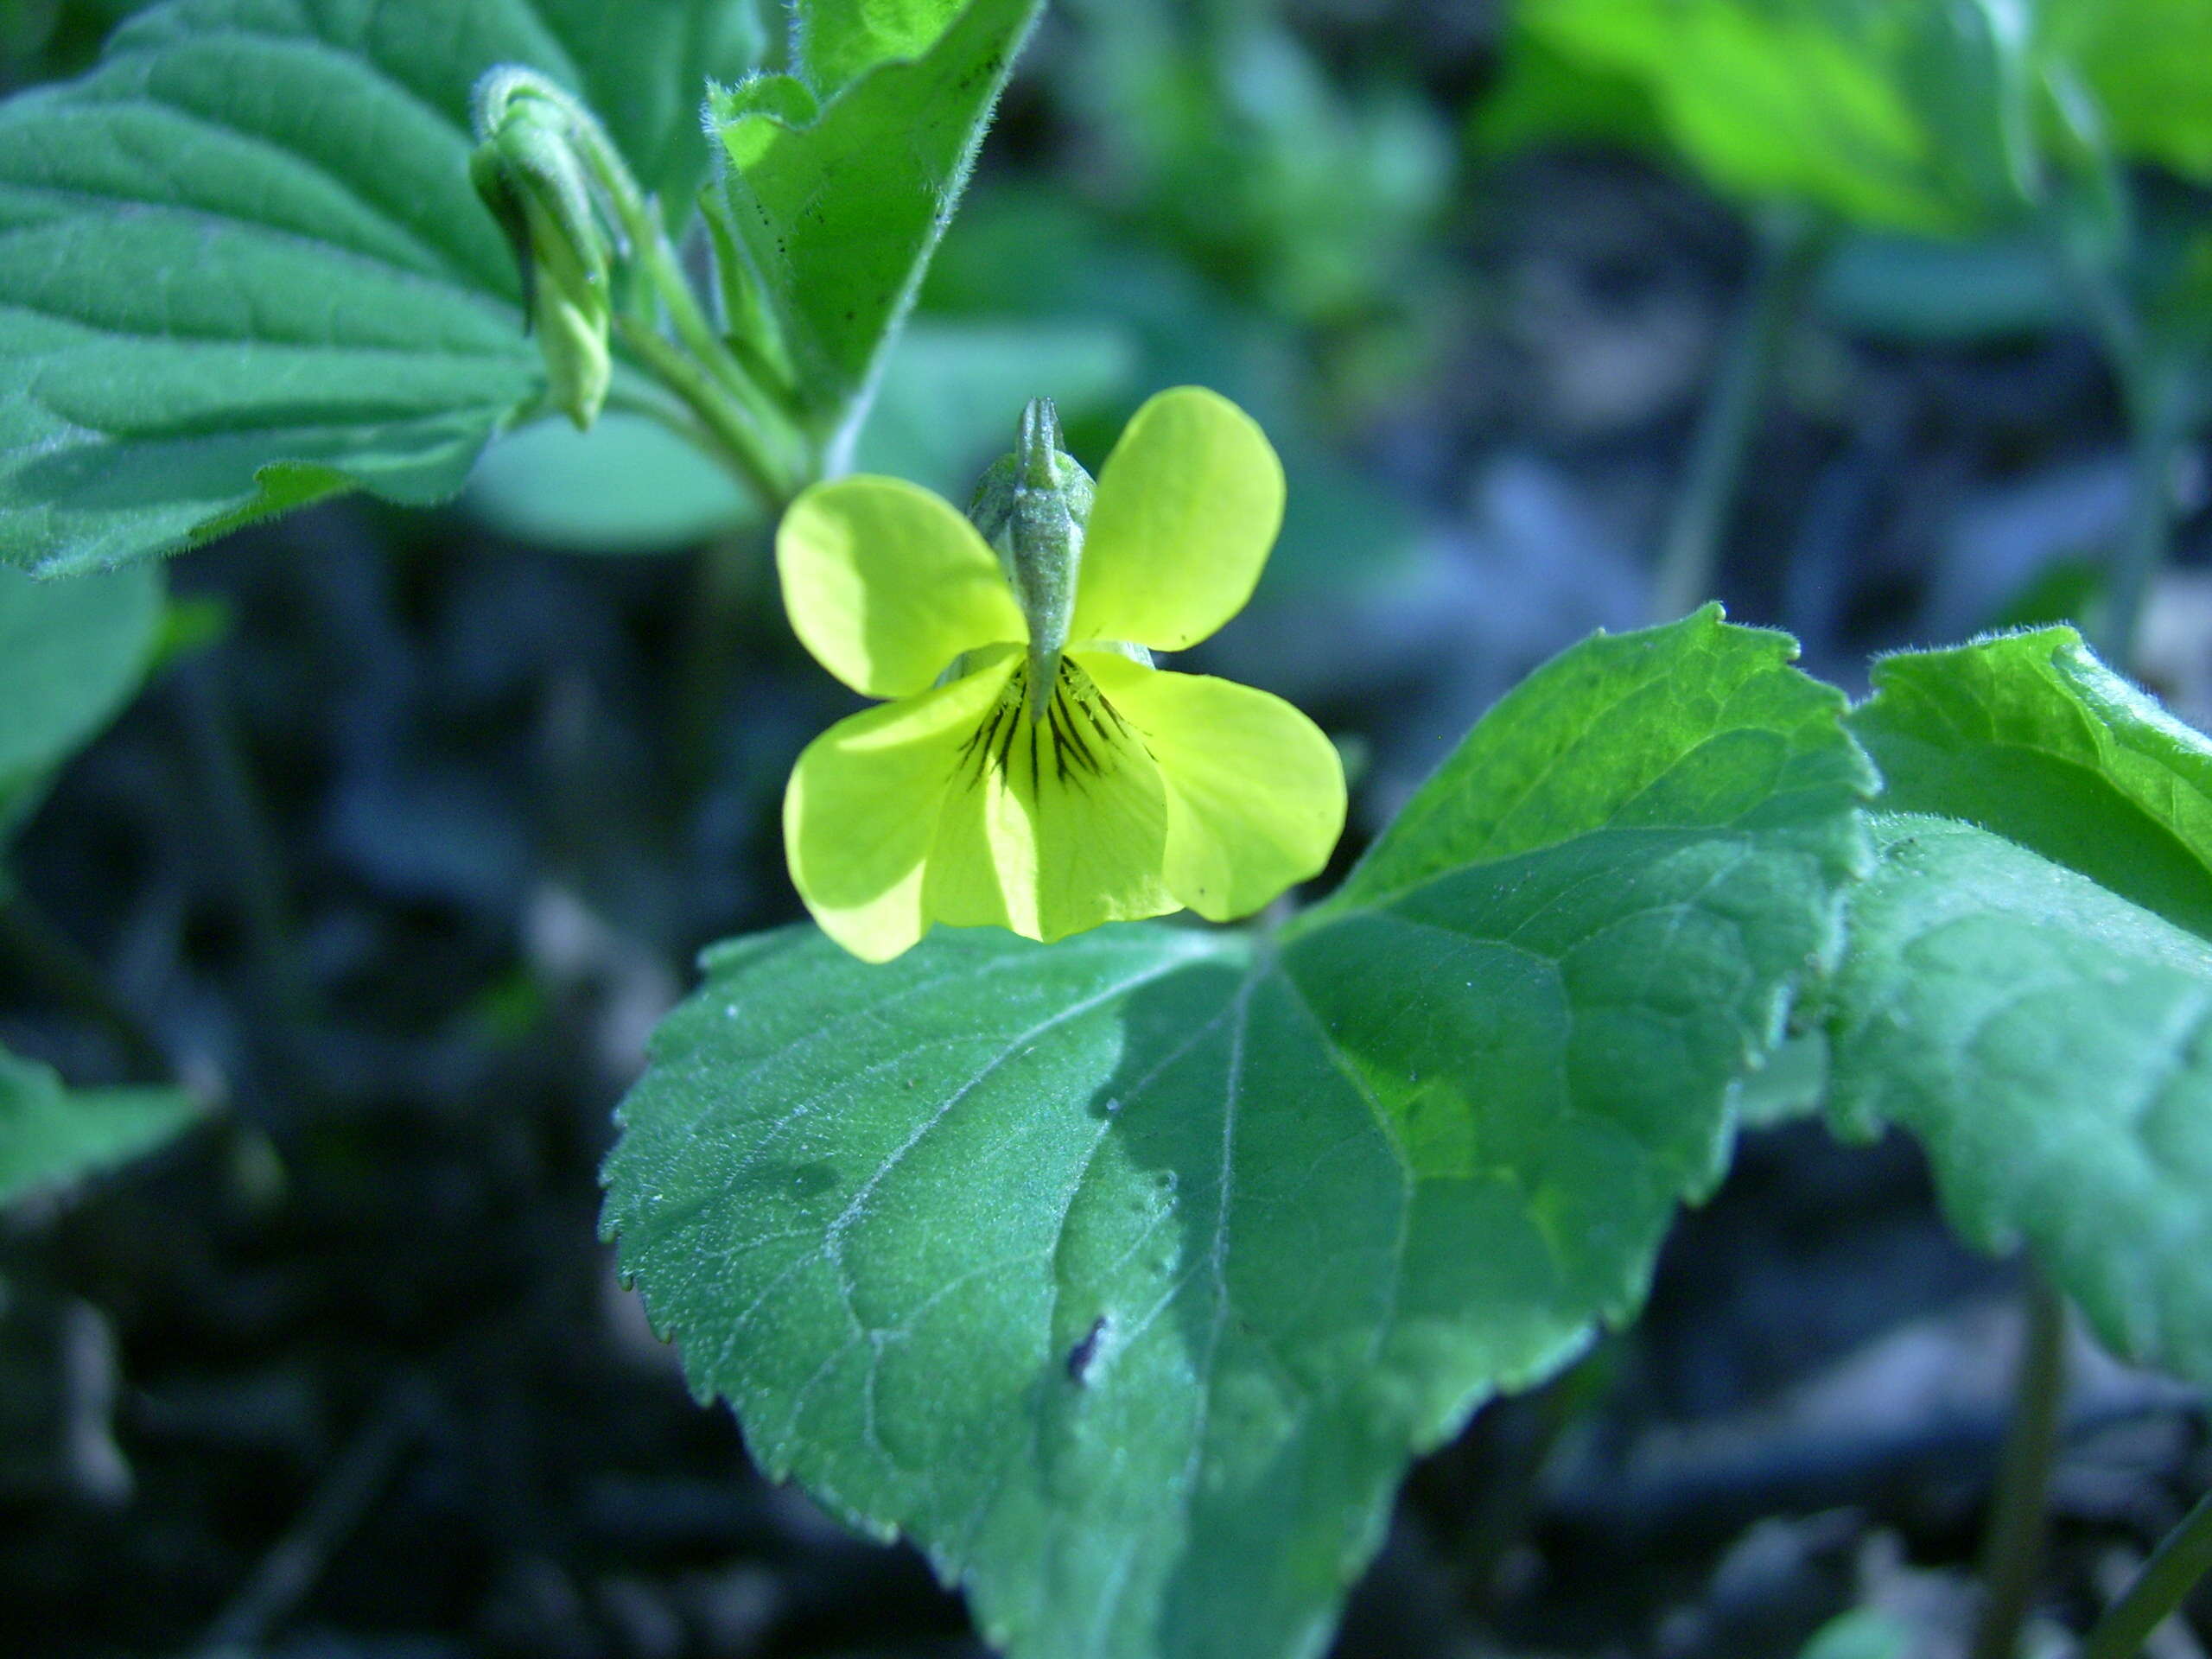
xmin=603 ymin=608 xmax=1873 ymax=1659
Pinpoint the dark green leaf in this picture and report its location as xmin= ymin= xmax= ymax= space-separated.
xmin=1827 ymin=816 xmax=2212 ymax=1387
xmin=0 ymin=1046 xmax=203 ymax=1206
xmin=1848 ymin=626 xmax=2212 ymax=941
xmin=604 ymin=609 xmax=1872 ymax=1659
xmin=707 ymin=0 xmax=1046 ymax=443
xmin=0 ymin=0 xmax=760 ymax=573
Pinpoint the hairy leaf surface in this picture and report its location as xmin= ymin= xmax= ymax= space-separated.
xmin=604 ymin=609 xmax=1872 ymax=1659
xmin=708 ymin=0 xmax=1046 ymax=449
xmin=1849 ymin=626 xmax=2212 ymax=940
xmin=0 ymin=0 xmax=760 ymax=572
xmin=1828 ymin=816 xmax=2212 ymax=1387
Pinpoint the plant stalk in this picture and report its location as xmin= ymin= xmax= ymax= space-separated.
xmin=1649 ymin=212 xmax=1829 ymax=625
xmin=177 ymin=661 xmax=320 ymax=1027
xmin=2082 ymin=1484 xmax=2212 ymax=1659
xmin=617 ymin=319 xmax=801 ymax=514
xmin=1970 ymin=1274 xmax=2070 ymax=1659
xmin=2059 ymin=233 xmax=2183 ymax=675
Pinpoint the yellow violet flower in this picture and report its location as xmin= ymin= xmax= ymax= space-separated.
xmin=779 ymin=385 xmax=1347 ymax=963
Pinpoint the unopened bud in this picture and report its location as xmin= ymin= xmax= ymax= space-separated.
xmin=969 ymin=400 xmax=1094 ymax=701
xmin=471 ymin=72 xmax=614 ymax=429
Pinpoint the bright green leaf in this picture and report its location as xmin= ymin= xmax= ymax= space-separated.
xmin=1520 ymin=0 xmax=2037 ymax=235
xmin=0 ymin=0 xmax=762 ymax=574
xmin=1827 ymin=816 xmax=2212 ymax=1387
xmin=792 ymin=0 xmax=970 ymax=97
xmin=707 ymin=0 xmax=1046 ymax=447
xmin=603 ymin=608 xmax=1872 ymax=1659
xmin=0 ymin=1046 xmax=204 ymax=1206
xmin=2045 ymin=0 xmax=2212 ymax=182
xmin=0 ymin=560 xmax=162 ymax=808
xmin=1848 ymin=626 xmax=2212 ymax=942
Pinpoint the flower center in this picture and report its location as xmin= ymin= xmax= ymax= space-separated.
xmin=957 ymin=656 xmax=1135 ymax=792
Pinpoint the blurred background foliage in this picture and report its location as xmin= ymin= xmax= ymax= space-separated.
xmin=3 ymin=1 xmax=2210 ymax=1656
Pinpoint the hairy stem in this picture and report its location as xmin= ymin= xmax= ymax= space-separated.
xmin=1649 ymin=212 xmax=1829 ymax=625
xmin=618 ymin=320 xmax=802 ymax=515
xmin=1971 ymin=1274 xmax=2070 ymax=1659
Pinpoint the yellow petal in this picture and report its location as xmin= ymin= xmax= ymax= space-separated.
xmin=927 ymin=656 xmax=1178 ymax=944
xmin=1079 ymin=651 xmax=1345 ymax=920
xmin=785 ymin=651 xmax=1179 ymax=961
xmin=785 ymin=656 xmax=1016 ymax=962
xmin=778 ymin=475 xmax=1027 ymax=698
xmin=1070 ymin=386 xmax=1286 ymax=652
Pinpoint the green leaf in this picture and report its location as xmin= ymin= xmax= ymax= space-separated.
xmin=0 ymin=560 xmax=162 ymax=810
xmin=2045 ymin=0 xmax=2212 ymax=182
xmin=1848 ymin=626 xmax=2212 ymax=942
xmin=463 ymin=413 xmax=760 ymax=553
xmin=791 ymin=0 xmax=971 ymax=97
xmin=707 ymin=0 xmax=1046 ymax=447
xmin=1814 ymin=232 xmax=2070 ymax=345
xmin=1522 ymin=0 xmax=2036 ymax=235
xmin=603 ymin=608 xmax=1872 ymax=1659
xmin=0 ymin=0 xmax=761 ymax=574
xmin=0 ymin=1046 xmax=204 ymax=1206
xmin=1827 ymin=815 xmax=2212 ymax=1387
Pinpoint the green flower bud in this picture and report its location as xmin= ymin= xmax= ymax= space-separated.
xmin=969 ymin=399 xmax=1095 ymax=715
xmin=470 ymin=72 xmax=614 ymax=429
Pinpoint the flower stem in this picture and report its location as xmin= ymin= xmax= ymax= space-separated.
xmin=2082 ymin=1484 xmax=2212 ymax=1659
xmin=1970 ymin=1274 xmax=2070 ymax=1659
xmin=1649 ymin=211 xmax=1828 ymax=625
xmin=617 ymin=319 xmax=802 ymax=516
xmin=2050 ymin=216 xmax=2184 ymax=676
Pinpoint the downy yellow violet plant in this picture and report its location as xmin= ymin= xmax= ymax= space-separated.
xmin=779 ymin=386 xmax=1347 ymax=961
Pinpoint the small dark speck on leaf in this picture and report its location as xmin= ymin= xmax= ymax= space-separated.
xmin=1066 ymin=1315 xmax=1108 ymax=1384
